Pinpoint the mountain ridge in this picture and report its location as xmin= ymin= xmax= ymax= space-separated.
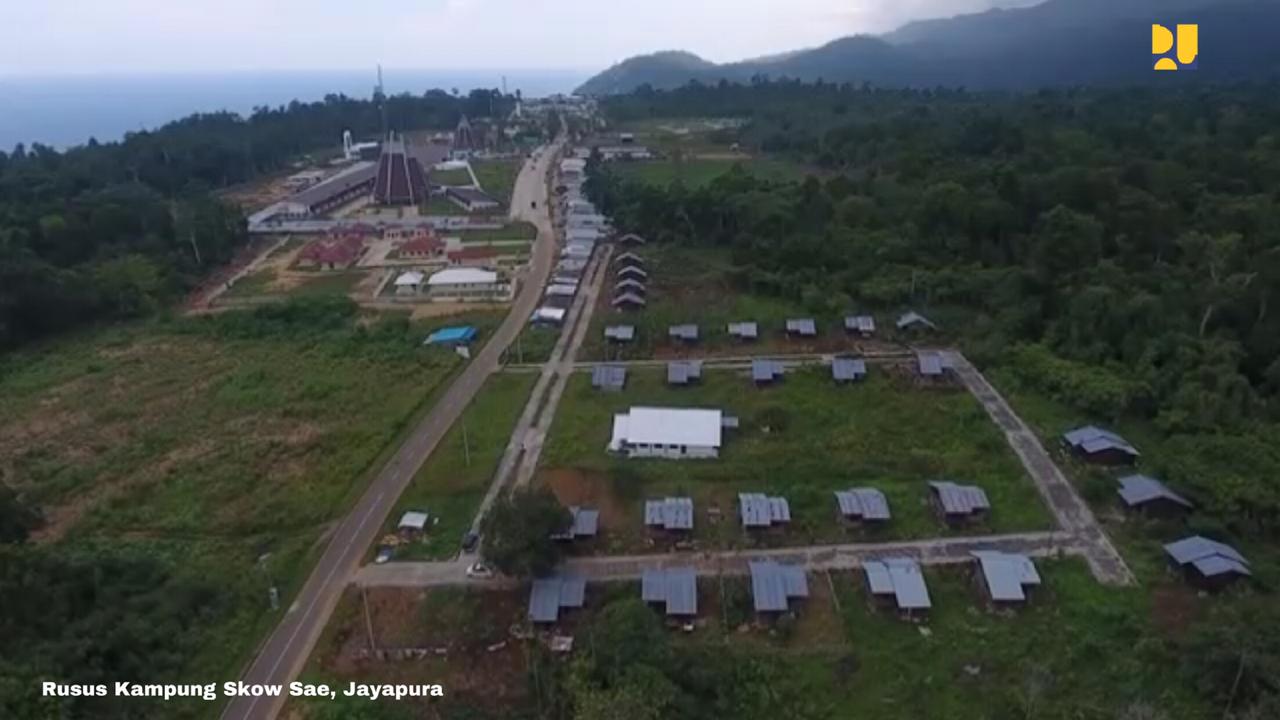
xmin=576 ymin=0 xmax=1276 ymax=95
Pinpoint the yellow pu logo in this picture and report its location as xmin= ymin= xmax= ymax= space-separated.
xmin=1153 ymin=24 xmax=1198 ymax=71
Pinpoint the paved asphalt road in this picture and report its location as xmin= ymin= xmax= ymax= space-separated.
xmin=219 ymin=139 xmax=563 ymax=720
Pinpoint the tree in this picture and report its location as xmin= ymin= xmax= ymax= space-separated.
xmin=0 ymin=484 xmax=42 ymax=543
xmin=479 ymin=487 xmax=571 ymax=577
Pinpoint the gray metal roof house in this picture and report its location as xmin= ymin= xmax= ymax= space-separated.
xmin=644 ymin=497 xmax=694 ymax=531
xmin=834 ymin=488 xmax=891 ymax=523
xmin=1164 ymin=536 xmax=1251 ymax=589
xmin=612 ymin=292 xmax=647 ymax=310
xmin=641 ymin=567 xmax=698 ymax=617
xmin=618 ymin=233 xmax=648 ymax=246
xmin=616 ymin=265 xmax=649 ymax=281
xmin=749 ymin=561 xmax=809 ymax=613
xmin=896 ymin=311 xmax=937 ymax=331
xmin=668 ymin=324 xmax=699 ymax=343
xmin=591 ymin=365 xmax=627 ymax=391
xmin=864 ymin=558 xmax=932 ymax=616
xmin=551 ymin=506 xmax=600 ymax=541
xmin=614 ymin=278 xmax=647 ymax=295
xmin=739 ymin=493 xmax=791 ymax=528
xmin=528 ymin=575 xmax=587 ymax=624
xmin=614 ymin=251 xmax=645 ymax=268
xmin=667 ymin=361 xmax=703 ymax=386
xmin=785 ymin=318 xmax=817 ymax=338
xmin=917 ymin=351 xmax=953 ymax=378
xmin=971 ymin=551 xmax=1041 ymax=604
xmin=1063 ymin=426 xmax=1140 ymax=466
xmin=844 ymin=315 xmax=876 ymax=336
xmin=928 ymin=481 xmax=991 ymax=522
xmin=604 ymin=325 xmax=635 ymax=343
xmin=1117 ymin=475 xmax=1193 ymax=516
xmin=832 ymin=357 xmax=868 ymax=383
xmin=728 ymin=322 xmax=759 ymax=341
xmin=751 ymin=359 xmax=785 ymax=385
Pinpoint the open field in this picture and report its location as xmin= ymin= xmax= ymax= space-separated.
xmin=379 ymin=372 xmax=538 ymax=561
xmin=0 ymin=303 xmax=481 ymax=717
xmin=473 ymin=159 xmax=522 ymax=206
xmin=298 ymin=559 xmax=1210 ymax=719
xmin=615 ymin=157 xmax=815 ymax=189
xmin=505 ymin=325 xmax=560 ymax=365
xmin=298 ymin=585 xmax=533 ymax=719
xmin=430 ymin=167 xmax=474 ymax=186
xmin=583 ymin=245 xmax=925 ymax=361
xmin=614 ymin=116 xmax=748 ymax=155
xmin=537 ymin=366 xmax=1053 ymax=553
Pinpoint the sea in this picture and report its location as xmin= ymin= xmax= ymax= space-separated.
xmin=0 ymin=69 xmax=590 ymax=151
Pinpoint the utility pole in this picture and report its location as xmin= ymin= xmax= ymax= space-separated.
xmin=462 ymin=416 xmax=472 ymax=467
xmin=361 ymin=584 xmax=378 ymax=655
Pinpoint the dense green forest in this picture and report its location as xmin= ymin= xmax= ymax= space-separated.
xmin=590 ymin=81 xmax=1280 ymax=531
xmin=0 ymin=88 xmax=512 ymax=350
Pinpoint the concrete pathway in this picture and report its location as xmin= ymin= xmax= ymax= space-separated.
xmin=354 ymin=531 xmax=1082 ymax=587
xmin=946 ymin=352 xmax=1134 ymax=586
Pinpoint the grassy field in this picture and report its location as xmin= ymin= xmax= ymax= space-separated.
xmin=504 ymin=325 xmax=560 ymax=365
xmin=616 ymin=157 xmax=814 ymax=189
xmin=472 ymin=158 xmax=522 ymax=206
xmin=0 ymin=306 xmax=475 ymax=718
xmin=379 ymin=372 xmax=537 ymax=561
xmin=224 ymin=268 xmax=367 ymax=300
xmin=430 ymin=166 xmax=474 ymax=186
xmin=583 ymin=244 xmax=923 ymax=361
xmin=537 ymin=366 xmax=1052 ymax=552
xmin=422 ymin=196 xmax=471 ymax=216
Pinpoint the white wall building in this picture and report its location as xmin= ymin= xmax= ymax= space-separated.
xmin=427 ymin=267 xmax=509 ymax=302
xmin=609 ymin=407 xmax=724 ymax=459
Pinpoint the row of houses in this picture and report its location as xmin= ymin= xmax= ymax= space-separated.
xmin=584 ymin=354 xmax=944 ymax=391
xmin=599 ymin=312 xmax=938 ymax=340
xmin=528 ymin=550 xmax=1046 ymax=626
xmin=1058 ymin=425 xmax=1252 ymax=589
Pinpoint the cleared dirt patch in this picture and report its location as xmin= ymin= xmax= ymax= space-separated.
xmin=318 ymin=586 xmax=530 ymax=714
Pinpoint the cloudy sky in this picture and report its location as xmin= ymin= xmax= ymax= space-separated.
xmin=1 ymin=0 xmax=1040 ymax=75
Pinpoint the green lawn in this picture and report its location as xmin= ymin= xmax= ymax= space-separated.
xmin=422 ymin=196 xmax=470 ymax=216
xmin=0 ymin=308 xmax=471 ymax=718
xmin=616 ymin=157 xmax=814 ymax=189
xmin=583 ymin=244 xmax=918 ymax=361
xmin=472 ymin=159 xmax=522 ymax=205
xmin=382 ymin=372 xmax=537 ymax=560
xmin=504 ymin=325 xmax=560 ymax=364
xmin=538 ymin=366 xmax=1052 ymax=552
xmin=431 ymin=166 xmax=474 ymax=186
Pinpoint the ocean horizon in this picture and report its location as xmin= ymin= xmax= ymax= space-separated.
xmin=0 ymin=68 xmax=590 ymax=150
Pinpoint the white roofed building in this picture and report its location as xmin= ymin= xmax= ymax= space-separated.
xmin=426 ymin=267 xmax=510 ymax=303
xmin=609 ymin=406 xmax=724 ymax=459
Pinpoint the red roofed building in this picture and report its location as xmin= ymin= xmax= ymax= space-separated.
xmin=447 ymin=246 xmax=499 ymax=268
xmin=399 ymin=234 xmax=446 ymax=260
xmin=297 ymin=234 xmax=365 ymax=270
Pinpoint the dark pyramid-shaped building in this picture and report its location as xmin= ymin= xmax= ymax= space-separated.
xmin=374 ymin=132 xmax=429 ymax=206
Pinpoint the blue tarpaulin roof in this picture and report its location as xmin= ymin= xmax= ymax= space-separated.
xmin=425 ymin=326 xmax=477 ymax=345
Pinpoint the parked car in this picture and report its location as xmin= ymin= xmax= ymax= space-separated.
xmin=466 ymin=562 xmax=493 ymax=579
xmin=374 ymin=546 xmax=394 ymax=564
xmin=461 ymin=531 xmax=479 ymax=553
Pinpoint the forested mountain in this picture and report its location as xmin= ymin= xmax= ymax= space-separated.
xmin=589 ymin=80 xmax=1280 ymax=537
xmin=0 ymin=89 xmax=510 ymax=350
xmin=575 ymin=0 xmax=1280 ymax=94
